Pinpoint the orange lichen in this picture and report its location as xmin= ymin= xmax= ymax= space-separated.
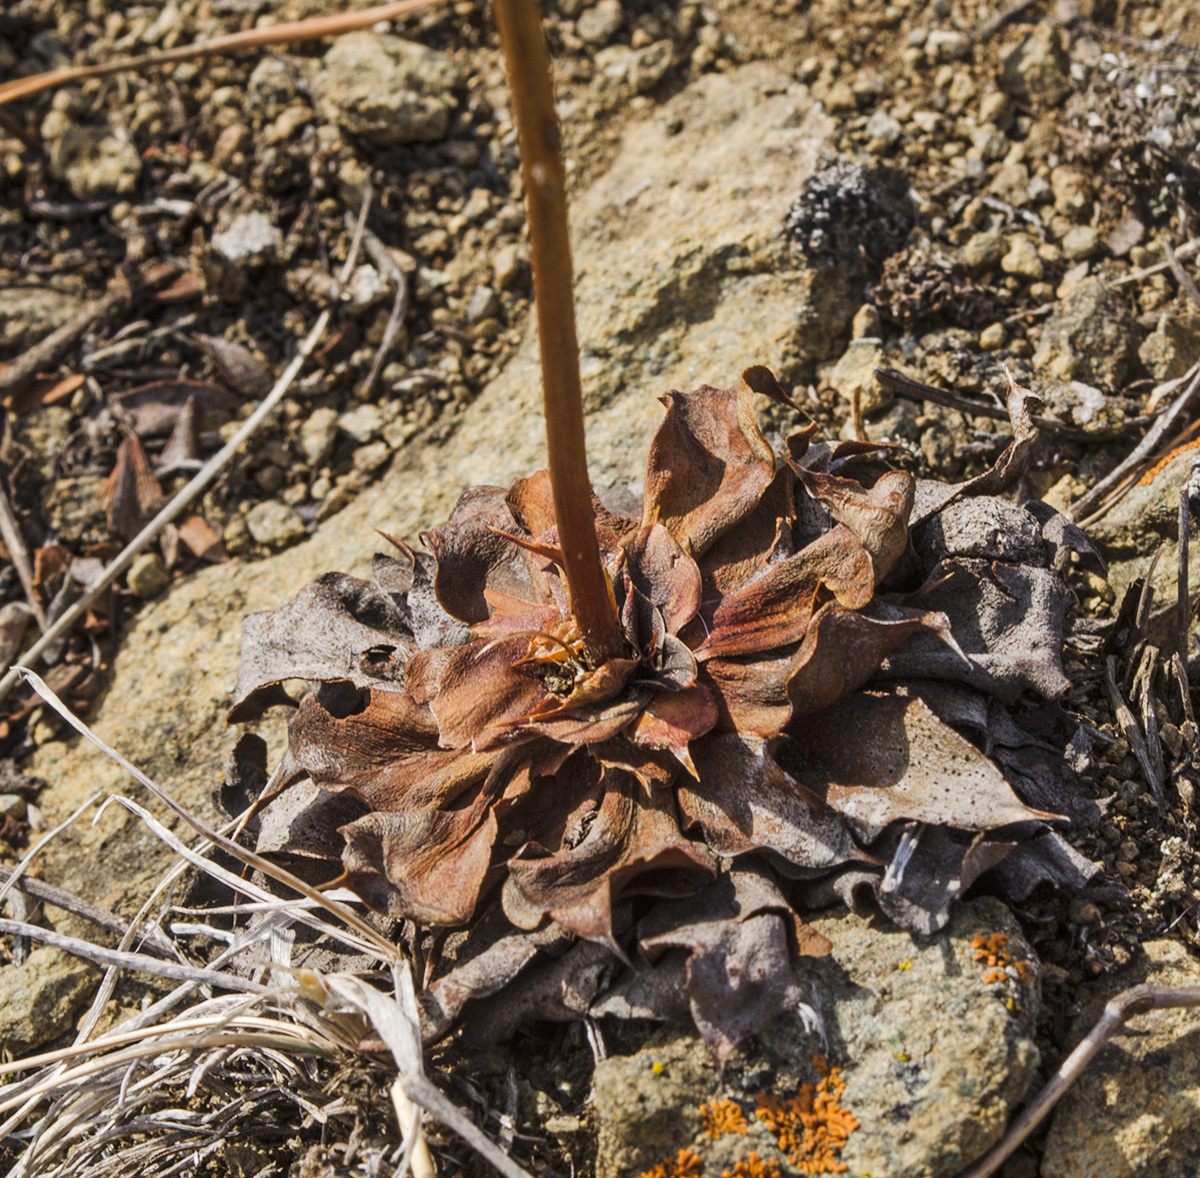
xmin=1138 ymin=436 xmax=1200 ymax=485
xmin=754 ymin=1057 xmax=859 ymax=1174
xmin=700 ymin=1098 xmax=749 ymax=1139
xmin=722 ymin=1153 xmax=782 ymax=1178
xmin=972 ymin=932 xmax=1034 ymax=984
xmin=641 ymin=1148 xmax=705 ymax=1178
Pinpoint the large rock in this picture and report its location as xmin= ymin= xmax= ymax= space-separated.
xmin=1042 ymin=938 xmax=1200 ymax=1178
xmin=593 ymin=901 xmax=1039 ymax=1178
xmin=27 ymin=62 xmax=836 ymax=909
xmin=310 ymin=32 xmax=466 ymax=145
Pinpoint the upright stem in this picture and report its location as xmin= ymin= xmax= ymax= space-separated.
xmin=493 ymin=0 xmax=624 ymax=663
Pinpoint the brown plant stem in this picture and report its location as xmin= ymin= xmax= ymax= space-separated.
xmin=493 ymin=0 xmax=624 ymax=664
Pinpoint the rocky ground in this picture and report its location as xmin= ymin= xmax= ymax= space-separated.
xmin=2 ymin=0 xmax=1200 ymax=1175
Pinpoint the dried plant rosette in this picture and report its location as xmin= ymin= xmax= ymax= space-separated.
xmin=227 ymin=0 xmax=1103 ymax=1063
xmin=229 ymin=365 xmax=1100 ymax=1059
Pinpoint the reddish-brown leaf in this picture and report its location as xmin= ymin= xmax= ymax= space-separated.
xmin=630 ymin=685 xmax=719 ymax=777
xmin=641 ymin=369 xmax=783 ymax=557
xmin=422 ymin=486 xmax=550 ymax=624
xmin=340 ymin=804 xmax=499 ymax=924
xmin=429 ymin=636 xmax=554 ymax=750
xmin=502 ymin=775 xmax=716 ymax=948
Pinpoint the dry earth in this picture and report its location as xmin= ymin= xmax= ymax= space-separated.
xmin=3 ymin=0 xmax=1200 ymax=1176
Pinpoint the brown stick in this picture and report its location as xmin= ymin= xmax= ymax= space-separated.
xmin=873 ymin=368 xmax=1149 ymax=441
xmin=0 ymin=279 xmax=131 ymax=401
xmin=954 ymin=983 xmax=1200 ymax=1178
xmin=493 ymin=0 xmax=623 ymax=662
xmin=0 ymin=0 xmax=440 ymax=107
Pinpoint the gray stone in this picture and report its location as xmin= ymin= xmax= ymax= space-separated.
xmin=337 ymin=403 xmax=384 ymax=444
xmin=0 ymin=792 xmax=26 ymax=820
xmin=1001 ymin=235 xmax=1044 ymax=280
xmin=577 ymin=0 xmax=624 ymax=46
xmin=299 ymin=406 xmax=339 ymax=464
xmin=594 ymin=901 xmax=1039 ymax=1178
xmin=127 ymin=552 xmax=171 ymax=599
xmin=465 ymin=285 xmax=500 ymax=325
xmin=866 ymin=110 xmax=903 ymax=144
xmin=492 ymin=244 xmax=524 ymax=289
xmin=1061 ymin=224 xmax=1100 ymax=261
xmin=245 ymin=501 xmax=306 ymax=548
xmin=0 ymin=286 xmax=84 ymax=354
xmin=1087 ymin=445 xmax=1200 ymax=601
xmin=47 ymin=124 xmax=142 ymax=200
xmin=0 ymin=947 xmax=97 ymax=1056
xmin=628 ymin=40 xmax=676 ymax=94
xmin=211 ymin=211 xmax=284 ymax=265
xmin=999 ymin=23 xmax=1071 ymax=106
xmin=246 ymin=56 xmax=301 ymax=121
xmin=1032 ymin=277 xmax=1143 ymax=390
xmin=343 ymin=264 xmax=386 ymax=311
xmin=823 ymin=339 xmax=892 ymax=415
xmin=1139 ymin=306 xmax=1200 ymax=381
xmin=311 ymin=32 xmax=464 ymax=145
xmin=352 ymin=441 xmax=391 ymax=474
xmin=962 ymin=230 xmax=1006 ymax=274
xmin=1042 ymin=939 xmax=1200 ymax=1178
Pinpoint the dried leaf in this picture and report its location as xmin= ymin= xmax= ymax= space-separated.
xmin=192 ymin=332 xmax=273 ymax=396
xmin=788 ymin=693 xmax=1061 ymax=841
xmin=112 ymin=380 xmax=239 ymax=436
xmin=102 ymin=434 xmax=162 ymax=541
xmin=502 ymin=777 xmax=716 ymax=949
xmin=423 ymin=486 xmax=549 ymax=625
xmin=176 ymin=512 xmax=227 ymax=563
xmin=157 ymin=395 xmax=201 ymax=473
xmin=642 ymin=369 xmax=783 ymax=557
xmin=677 ymin=733 xmax=862 ymax=873
xmin=875 ymin=825 xmax=1014 ymax=935
xmin=230 ymin=573 xmax=414 ymax=722
xmin=880 ymin=560 xmax=1074 ymax=702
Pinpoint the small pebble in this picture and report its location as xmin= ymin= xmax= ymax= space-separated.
xmin=127 ymin=552 xmax=171 ymax=599
xmin=246 ymin=501 xmax=306 ymax=548
xmin=979 ymin=322 xmax=1007 ymax=351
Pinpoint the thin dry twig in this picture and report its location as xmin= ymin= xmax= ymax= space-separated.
xmin=0 ymin=480 xmax=47 ymax=631
xmin=348 ymin=216 xmax=411 ymax=398
xmin=1103 ymin=654 xmax=1166 ymax=810
xmin=1165 ymin=238 xmax=1200 ymax=313
xmin=0 ymin=0 xmax=441 ymax=107
xmin=873 ymin=367 xmax=1148 ymax=440
xmin=1068 ymin=364 xmax=1200 ymax=522
xmin=954 ymin=983 xmax=1200 ymax=1178
xmin=1110 ymin=238 xmax=1200 ymax=287
xmin=0 ymin=276 xmax=133 ymax=401
xmin=0 ymin=916 xmax=271 ymax=995
xmin=0 ymin=195 xmax=374 ymax=707
xmin=0 ymin=866 xmax=175 ymax=957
